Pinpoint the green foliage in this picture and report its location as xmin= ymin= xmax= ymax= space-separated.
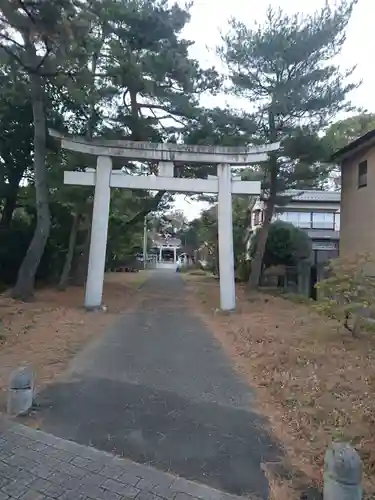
xmin=0 ymin=219 xmax=34 ymax=285
xmin=0 ymin=197 xmax=75 ymax=284
xmin=236 ymin=260 xmax=251 ymax=283
xmin=250 ymin=221 xmax=312 ymax=268
xmin=0 ymin=69 xmax=33 ymax=226
xmin=219 ymin=0 xmax=358 ymax=286
xmin=0 ymin=0 xmax=220 ymax=290
xmin=232 ymin=196 xmax=250 ymax=266
xmin=324 ymin=113 xmax=375 ymax=153
xmin=150 ymin=210 xmax=188 ymax=238
xmin=315 ymin=254 xmax=375 ymax=336
xmin=218 ymin=1 xmax=358 ymax=188
xmin=0 ymin=0 xmax=363 ymax=295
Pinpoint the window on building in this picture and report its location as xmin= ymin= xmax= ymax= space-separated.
xmin=276 ymin=211 xmax=290 ymax=223
xmin=274 ymin=211 xmax=286 ymax=223
xmin=278 ymin=211 xmax=311 ymax=228
xmin=358 ymin=160 xmax=367 ymax=188
xmin=312 ymin=212 xmax=335 ymax=229
xmin=335 ymin=213 xmax=340 ymax=231
xmin=295 ymin=212 xmax=311 ymax=228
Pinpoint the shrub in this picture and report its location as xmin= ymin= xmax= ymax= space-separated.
xmin=236 ymin=260 xmax=251 ymax=282
xmin=315 ymin=253 xmax=375 ymax=337
xmin=250 ymin=220 xmax=312 ymax=268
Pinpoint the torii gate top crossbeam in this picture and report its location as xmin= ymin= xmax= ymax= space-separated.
xmin=49 ymin=130 xmax=280 ymax=165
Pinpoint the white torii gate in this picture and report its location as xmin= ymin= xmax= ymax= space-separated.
xmin=50 ymin=131 xmax=279 ymax=311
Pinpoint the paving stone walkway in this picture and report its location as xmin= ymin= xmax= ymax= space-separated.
xmin=0 ymin=419 xmax=245 ymax=500
xmin=28 ymin=272 xmax=280 ymax=498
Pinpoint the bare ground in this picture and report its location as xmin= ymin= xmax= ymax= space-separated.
xmin=0 ymin=271 xmax=149 ymax=411
xmin=183 ymin=274 xmax=375 ymax=499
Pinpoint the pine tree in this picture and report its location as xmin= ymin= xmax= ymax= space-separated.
xmin=218 ymin=0 xmax=358 ymax=287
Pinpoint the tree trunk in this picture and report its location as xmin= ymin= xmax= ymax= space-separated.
xmin=248 ymin=110 xmax=278 ymax=289
xmin=130 ymin=88 xmax=143 ymax=141
xmin=248 ymin=197 xmax=275 ymax=287
xmin=58 ymin=211 xmax=80 ymax=290
xmin=0 ymin=168 xmax=24 ymax=227
xmin=12 ymin=73 xmax=50 ymax=300
xmin=1 ymin=190 xmax=18 ymax=227
xmin=71 ymin=212 xmax=92 ymax=286
xmin=71 ymin=47 xmax=99 ymax=286
xmin=243 ymin=195 xmax=257 ymax=258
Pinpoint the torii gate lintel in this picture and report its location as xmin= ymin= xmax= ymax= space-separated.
xmin=51 ymin=131 xmax=280 ymax=311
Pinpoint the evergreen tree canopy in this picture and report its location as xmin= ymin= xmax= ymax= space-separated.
xmin=218 ymin=0 xmax=358 ymax=286
xmin=250 ymin=220 xmax=312 ymax=268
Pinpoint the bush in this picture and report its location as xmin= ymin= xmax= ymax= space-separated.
xmin=0 ymin=221 xmax=34 ymax=285
xmin=0 ymin=208 xmax=75 ymax=287
xmin=236 ymin=260 xmax=251 ymax=282
xmin=250 ymin=220 xmax=311 ymax=268
xmin=315 ymin=253 xmax=375 ymax=337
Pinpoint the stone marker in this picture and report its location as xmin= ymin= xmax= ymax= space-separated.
xmin=7 ymin=365 xmax=34 ymax=416
xmin=324 ymin=442 xmax=362 ymax=500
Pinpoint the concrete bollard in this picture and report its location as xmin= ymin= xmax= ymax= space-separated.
xmin=7 ymin=366 xmax=34 ymax=416
xmin=324 ymin=442 xmax=362 ymax=500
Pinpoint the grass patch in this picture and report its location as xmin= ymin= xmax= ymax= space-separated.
xmin=0 ymin=272 xmax=145 ymax=412
xmin=188 ymin=269 xmax=207 ymax=276
xmin=260 ymin=287 xmax=315 ymax=306
xmin=181 ymin=270 xmax=215 ymax=282
xmin=105 ymin=270 xmax=151 ymax=288
xmin=279 ymin=292 xmax=315 ymax=306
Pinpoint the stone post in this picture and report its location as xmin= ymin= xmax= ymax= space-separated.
xmin=324 ymin=442 xmax=362 ymax=500
xmin=143 ymin=216 xmax=147 ymax=269
xmin=159 ymin=247 xmax=162 ymax=262
xmin=297 ymin=260 xmax=311 ymax=297
xmin=315 ymin=262 xmax=326 ymax=301
xmin=173 ymin=247 xmax=177 ymax=264
xmin=85 ymin=156 xmax=112 ymax=309
xmin=217 ymin=164 xmax=235 ymax=310
xmin=7 ymin=366 xmax=34 ymax=416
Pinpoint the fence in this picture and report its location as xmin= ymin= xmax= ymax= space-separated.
xmin=260 ymin=265 xmax=299 ymax=293
xmin=259 ymin=261 xmax=331 ymax=300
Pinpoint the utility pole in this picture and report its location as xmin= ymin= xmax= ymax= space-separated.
xmin=143 ymin=216 xmax=147 ymax=269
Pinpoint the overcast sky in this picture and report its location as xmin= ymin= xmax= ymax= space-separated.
xmin=173 ymin=0 xmax=372 ymax=219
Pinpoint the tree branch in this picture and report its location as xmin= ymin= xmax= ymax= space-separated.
xmin=138 ymin=103 xmax=186 ymax=117
xmin=0 ymin=44 xmax=77 ymax=77
xmin=0 ymin=32 xmax=24 ymax=49
xmin=17 ymin=0 xmax=37 ymax=25
xmin=123 ymin=191 xmax=166 ymax=228
xmin=34 ymin=47 xmax=51 ymax=72
xmin=0 ymin=44 xmax=26 ymax=68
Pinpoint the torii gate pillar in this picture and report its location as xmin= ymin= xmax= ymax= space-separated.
xmin=85 ymin=156 xmax=112 ymax=308
xmin=217 ymin=164 xmax=236 ymax=310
